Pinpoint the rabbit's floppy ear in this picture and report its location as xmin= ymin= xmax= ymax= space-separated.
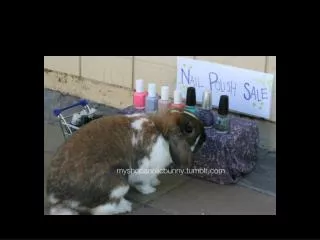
xmin=167 ymin=110 xmax=205 ymax=169
xmin=169 ymin=133 xmax=192 ymax=170
xmin=151 ymin=110 xmax=205 ymax=169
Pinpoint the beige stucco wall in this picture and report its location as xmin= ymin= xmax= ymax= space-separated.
xmin=44 ymin=56 xmax=276 ymax=150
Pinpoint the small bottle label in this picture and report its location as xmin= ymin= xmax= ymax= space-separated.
xmin=214 ymin=115 xmax=230 ymax=133
xmin=146 ymin=98 xmax=158 ymax=113
xmin=134 ymin=94 xmax=146 ymax=109
xmin=158 ymin=101 xmax=170 ymax=113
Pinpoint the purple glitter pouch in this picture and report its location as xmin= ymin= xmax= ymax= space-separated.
xmin=118 ymin=106 xmax=259 ymax=184
xmin=191 ymin=112 xmax=259 ymax=184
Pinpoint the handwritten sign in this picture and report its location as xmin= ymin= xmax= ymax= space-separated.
xmin=176 ymin=57 xmax=275 ymax=120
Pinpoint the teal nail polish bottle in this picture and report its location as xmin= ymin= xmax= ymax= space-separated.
xmin=184 ymin=87 xmax=198 ymax=115
xmin=214 ymin=95 xmax=230 ymax=133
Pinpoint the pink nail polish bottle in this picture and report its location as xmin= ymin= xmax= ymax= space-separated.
xmin=170 ymin=89 xmax=185 ymax=111
xmin=133 ymin=79 xmax=146 ymax=110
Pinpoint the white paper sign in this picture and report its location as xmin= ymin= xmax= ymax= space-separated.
xmin=176 ymin=57 xmax=275 ymax=120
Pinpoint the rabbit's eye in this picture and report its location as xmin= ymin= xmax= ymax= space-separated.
xmin=185 ymin=123 xmax=193 ymax=133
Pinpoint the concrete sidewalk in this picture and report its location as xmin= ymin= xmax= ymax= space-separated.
xmin=44 ymin=123 xmax=276 ymax=215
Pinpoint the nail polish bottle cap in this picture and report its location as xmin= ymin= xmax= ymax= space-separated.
xmin=173 ymin=90 xmax=182 ymax=104
xmin=161 ymin=86 xmax=169 ymax=101
xmin=218 ymin=95 xmax=229 ymax=115
xmin=135 ymin=79 xmax=144 ymax=93
xmin=201 ymin=89 xmax=212 ymax=110
xmin=186 ymin=87 xmax=196 ymax=106
xmin=148 ymin=83 xmax=157 ymax=97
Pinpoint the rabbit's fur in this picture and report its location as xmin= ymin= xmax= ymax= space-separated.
xmin=46 ymin=110 xmax=206 ymax=215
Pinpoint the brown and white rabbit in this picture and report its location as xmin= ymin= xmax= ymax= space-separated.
xmin=46 ymin=110 xmax=206 ymax=215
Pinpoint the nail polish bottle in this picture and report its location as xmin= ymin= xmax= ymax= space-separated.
xmin=133 ymin=79 xmax=146 ymax=110
xmin=198 ymin=89 xmax=215 ymax=128
xmin=170 ymin=90 xmax=185 ymax=111
xmin=214 ymin=95 xmax=230 ymax=133
xmin=184 ymin=87 xmax=198 ymax=115
xmin=145 ymin=83 xmax=158 ymax=113
xmin=158 ymin=86 xmax=171 ymax=113
xmin=178 ymin=83 xmax=188 ymax=104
